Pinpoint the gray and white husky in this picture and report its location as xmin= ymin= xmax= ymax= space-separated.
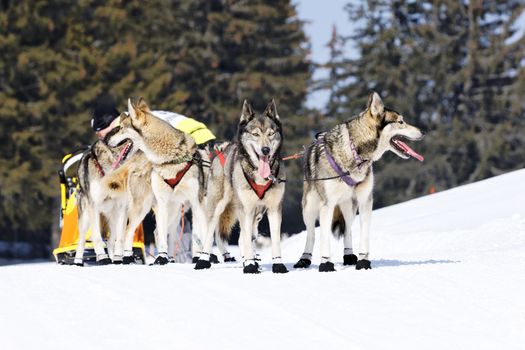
xmin=195 ymin=100 xmax=288 ymax=274
xmin=295 ymin=92 xmax=424 ymax=272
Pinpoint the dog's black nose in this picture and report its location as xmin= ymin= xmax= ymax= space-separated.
xmin=261 ymin=147 xmax=270 ymax=155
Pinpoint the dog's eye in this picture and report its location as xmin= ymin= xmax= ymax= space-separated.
xmin=268 ymin=131 xmax=275 ymax=137
xmin=252 ymin=132 xmax=260 ymax=137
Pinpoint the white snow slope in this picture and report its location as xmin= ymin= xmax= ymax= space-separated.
xmin=1 ymin=169 xmax=525 ymax=350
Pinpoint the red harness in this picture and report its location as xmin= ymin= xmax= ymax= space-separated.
xmin=212 ymin=145 xmax=273 ymax=199
xmin=215 ymin=148 xmax=226 ymax=167
xmin=246 ymin=177 xmax=273 ymax=200
xmin=164 ymin=162 xmax=193 ymax=189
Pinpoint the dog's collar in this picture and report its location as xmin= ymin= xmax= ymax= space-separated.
xmin=158 ymin=154 xmax=194 ymax=167
xmin=348 ymin=137 xmax=366 ymax=170
xmin=89 ymin=148 xmax=106 ymax=177
xmin=92 ymin=155 xmax=105 ymax=177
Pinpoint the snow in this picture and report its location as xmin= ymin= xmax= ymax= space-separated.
xmin=1 ymin=169 xmax=525 ymax=349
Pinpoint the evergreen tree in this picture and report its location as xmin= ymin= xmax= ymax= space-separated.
xmin=319 ymin=25 xmax=347 ymax=119
xmin=0 ymin=0 xmax=312 ymax=251
xmin=322 ymin=0 xmax=525 ymax=207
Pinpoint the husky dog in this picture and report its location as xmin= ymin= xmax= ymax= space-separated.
xmin=195 ymin=100 xmax=288 ymax=274
xmin=107 ymin=98 xmax=209 ymax=265
xmin=295 ymin=92 xmax=424 ymax=272
xmin=74 ymin=135 xmax=153 ymax=265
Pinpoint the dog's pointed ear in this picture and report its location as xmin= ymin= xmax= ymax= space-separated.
xmin=128 ymin=98 xmax=146 ymax=124
xmin=136 ymin=97 xmax=151 ymax=113
xmin=264 ymin=99 xmax=280 ymax=121
xmin=128 ymin=98 xmax=137 ymax=119
xmin=367 ymin=91 xmax=384 ymax=118
xmin=240 ymin=99 xmax=254 ymax=123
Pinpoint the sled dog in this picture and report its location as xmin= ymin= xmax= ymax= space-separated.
xmin=107 ymin=98 xmax=208 ymax=265
xmin=75 ymin=135 xmax=153 ymax=265
xmin=195 ymin=100 xmax=288 ymax=274
xmin=295 ymin=92 xmax=424 ymax=272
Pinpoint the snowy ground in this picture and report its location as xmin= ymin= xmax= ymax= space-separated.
xmin=1 ymin=170 xmax=524 ymax=350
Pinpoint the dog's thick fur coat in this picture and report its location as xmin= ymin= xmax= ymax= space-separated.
xmin=75 ymin=137 xmax=153 ymax=265
xmin=296 ymin=92 xmax=424 ymax=271
xmin=195 ymin=100 xmax=288 ymax=273
xmin=107 ymin=99 xmax=208 ymax=264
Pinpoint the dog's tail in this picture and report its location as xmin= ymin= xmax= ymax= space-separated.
xmin=331 ymin=205 xmax=345 ymax=238
xmin=218 ymin=201 xmax=236 ymax=240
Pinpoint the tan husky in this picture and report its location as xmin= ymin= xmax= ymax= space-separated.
xmin=74 ymin=137 xmax=153 ymax=265
xmin=107 ymin=99 xmax=208 ymax=265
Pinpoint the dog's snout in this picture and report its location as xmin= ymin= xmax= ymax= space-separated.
xmin=261 ymin=147 xmax=270 ymax=155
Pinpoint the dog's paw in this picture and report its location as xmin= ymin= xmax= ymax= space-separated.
xmin=210 ymin=253 xmax=220 ymax=264
xmin=356 ymin=259 xmax=371 ymax=270
xmin=319 ymin=261 xmax=336 ymax=272
xmin=343 ymin=254 xmax=358 ymax=266
xmin=272 ymin=263 xmax=289 ymax=274
xmin=122 ymin=256 xmax=135 ymax=265
xmin=192 ymin=256 xmax=199 ymax=264
xmin=224 ymin=256 xmax=237 ymax=262
xmin=194 ymin=259 xmax=211 ymax=270
xmin=153 ymin=255 xmax=169 ymax=265
xmin=97 ymin=257 xmax=112 ymax=265
xmin=293 ymin=258 xmax=312 ymax=269
xmin=112 ymin=255 xmax=123 ymax=265
xmin=243 ymin=263 xmax=260 ymax=274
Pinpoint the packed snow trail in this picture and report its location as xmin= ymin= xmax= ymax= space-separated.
xmin=1 ymin=169 xmax=524 ymax=350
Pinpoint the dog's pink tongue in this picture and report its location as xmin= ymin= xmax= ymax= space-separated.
xmin=393 ymin=139 xmax=424 ymax=162
xmin=259 ymin=156 xmax=271 ymax=179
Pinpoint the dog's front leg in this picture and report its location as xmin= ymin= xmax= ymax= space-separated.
xmin=153 ymin=200 xmax=170 ymax=265
xmin=239 ymin=206 xmax=258 ymax=274
xmin=110 ymin=209 xmax=127 ymax=264
xmin=318 ymin=203 xmax=336 ymax=272
xmin=356 ymin=192 xmax=373 ymax=270
xmin=74 ymin=203 xmax=91 ymax=266
xmin=92 ymin=211 xmax=111 ymax=265
xmin=195 ymin=197 xmax=230 ymax=270
xmin=267 ymin=204 xmax=288 ymax=273
xmin=189 ymin=199 xmax=209 ymax=261
xmin=294 ymin=193 xmax=318 ymax=269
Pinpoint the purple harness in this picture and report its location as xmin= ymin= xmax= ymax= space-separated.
xmin=318 ymin=136 xmax=365 ymax=187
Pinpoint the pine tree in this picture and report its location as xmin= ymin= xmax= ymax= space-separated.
xmin=323 ymin=0 xmax=525 ymax=207
xmin=319 ymin=25 xmax=347 ymax=119
xmin=0 ymin=0 xmax=313 ymax=250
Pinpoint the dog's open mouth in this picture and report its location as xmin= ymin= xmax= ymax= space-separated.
xmin=253 ymin=147 xmax=271 ymax=178
xmin=391 ymin=136 xmax=424 ymax=162
xmin=111 ymin=140 xmax=133 ymax=170
xmin=258 ymin=155 xmax=271 ymax=179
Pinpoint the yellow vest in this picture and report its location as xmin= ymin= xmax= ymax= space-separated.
xmin=174 ymin=117 xmax=216 ymax=145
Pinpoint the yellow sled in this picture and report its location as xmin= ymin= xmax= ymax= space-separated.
xmin=53 ymin=148 xmax=146 ymax=264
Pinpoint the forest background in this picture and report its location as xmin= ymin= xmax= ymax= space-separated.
xmin=1 ymin=0 xmax=524 ymax=258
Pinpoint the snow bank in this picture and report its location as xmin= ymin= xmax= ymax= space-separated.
xmin=1 ymin=170 xmax=524 ymax=350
